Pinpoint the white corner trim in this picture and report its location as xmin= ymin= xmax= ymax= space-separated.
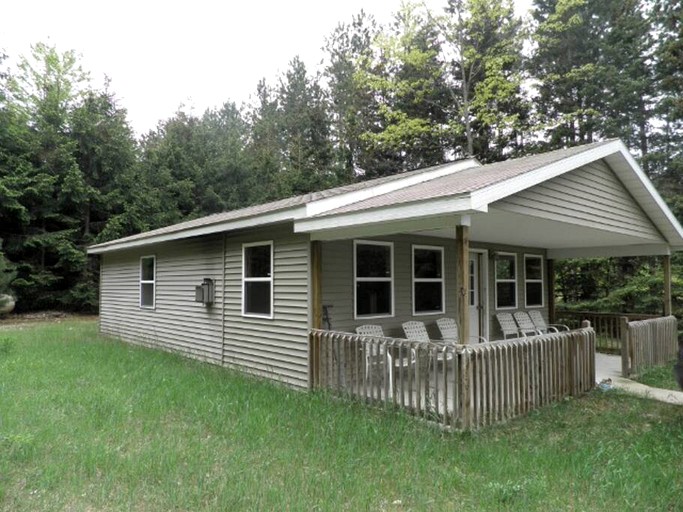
xmin=305 ymin=159 xmax=480 ymax=217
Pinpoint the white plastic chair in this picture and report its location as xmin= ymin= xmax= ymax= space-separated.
xmin=496 ymin=312 xmax=521 ymax=339
xmin=513 ymin=311 xmax=542 ymax=336
xmin=356 ymin=324 xmax=387 ymax=381
xmin=355 ymin=324 xmax=415 ymax=396
xmin=528 ymin=310 xmax=570 ymax=333
xmin=402 ymin=321 xmax=430 ymax=342
xmin=436 ymin=317 xmax=488 ymax=344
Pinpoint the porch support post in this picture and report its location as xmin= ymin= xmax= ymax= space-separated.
xmin=547 ymin=259 xmax=555 ymax=324
xmin=311 ymin=240 xmax=323 ymax=329
xmin=663 ymin=254 xmax=672 ymax=317
xmin=310 ymin=240 xmax=323 ymax=389
xmin=456 ymin=224 xmax=470 ymax=344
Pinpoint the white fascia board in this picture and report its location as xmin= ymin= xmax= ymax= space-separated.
xmin=87 ymin=207 xmax=306 ymax=254
xmin=548 ymin=244 xmax=671 ymax=260
xmin=295 ymin=195 xmax=479 ymax=234
xmin=606 ymin=144 xmax=683 ymax=245
xmin=305 ymin=159 xmax=479 ymax=217
xmin=307 ymin=215 xmax=470 ymax=241
xmin=469 ymin=140 xmax=625 ymax=211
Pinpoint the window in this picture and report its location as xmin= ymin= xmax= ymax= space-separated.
xmin=412 ymin=245 xmax=445 ymax=315
xmin=140 ymin=256 xmax=155 ymax=309
xmin=495 ymin=253 xmax=517 ymax=309
xmin=354 ymin=241 xmax=393 ymax=318
xmin=525 ymin=255 xmax=544 ymax=308
xmin=243 ymin=242 xmax=273 ymax=318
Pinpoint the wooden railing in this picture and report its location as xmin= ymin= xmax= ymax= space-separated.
xmin=555 ymin=310 xmax=658 ymax=352
xmin=309 ymin=325 xmax=596 ymax=430
xmin=621 ymin=315 xmax=678 ymax=377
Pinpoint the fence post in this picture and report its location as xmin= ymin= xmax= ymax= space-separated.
xmin=459 ymin=349 xmax=471 ymax=430
xmin=309 ymin=331 xmax=321 ymax=389
xmin=663 ymin=255 xmax=672 ymax=317
xmin=620 ymin=317 xmax=630 ymax=378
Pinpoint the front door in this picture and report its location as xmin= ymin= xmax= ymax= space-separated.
xmin=468 ymin=251 xmax=486 ymax=341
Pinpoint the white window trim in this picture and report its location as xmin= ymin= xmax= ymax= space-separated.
xmin=242 ymin=241 xmax=274 ymax=319
xmin=353 ymin=240 xmax=394 ymax=320
xmin=139 ymin=255 xmax=156 ymax=310
xmin=524 ymin=254 xmax=544 ymax=308
xmin=495 ymin=252 xmax=517 ymax=310
xmin=412 ymin=244 xmax=445 ymax=316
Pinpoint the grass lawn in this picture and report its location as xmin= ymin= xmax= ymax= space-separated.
xmin=633 ymin=360 xmax=681 ymax=391
xmin=1 ymin=320 xmax=682 ymax=511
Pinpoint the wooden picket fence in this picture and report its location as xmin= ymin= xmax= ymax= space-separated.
xmin=555 ymin=310 xmax=658 ymax=352
xmin=309 ymin=324 xmax=596 ymax=430
xmin=621 ymin=315 xmax=678 ymax=377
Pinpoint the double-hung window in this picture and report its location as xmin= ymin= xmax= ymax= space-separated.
xmin=354 ymin=241 xmax=393 ymax=318
xmin=243 ymin=241 xmax=273 ymax=318
xmin=524 ymin=255 xmax=544 ymax=308
xmin=140 ymin=255 xmax=156 ymax=309
xmin=495 ymin=253 xmax=517 ymax=309
xmin=412 ymin=245 xmax=445 ymax=315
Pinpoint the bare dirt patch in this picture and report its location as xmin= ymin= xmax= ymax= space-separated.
xmin=0 ymin=311 xmax=98 ymax=329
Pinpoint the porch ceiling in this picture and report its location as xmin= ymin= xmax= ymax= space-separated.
xmin=411 ymin=208 xmax=671 ymax=259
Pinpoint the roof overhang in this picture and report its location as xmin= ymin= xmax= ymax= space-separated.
xmin=294 ymin=195 xmax=484 ymax=240
xmin=87 ymin=206 xmax=306 ymax=254
xmin=88 ymin=139 xmax=683 ymax=257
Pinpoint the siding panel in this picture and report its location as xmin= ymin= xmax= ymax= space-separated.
xmin=321 ymin=235 xmax=458 ymax=340
xmin=99 ymin=235 xmax=225 ymax=365
xmin=495 ymin=160 xmax=662 ymax=240
xmin=222 ymin=229 xmax=311 ymax=388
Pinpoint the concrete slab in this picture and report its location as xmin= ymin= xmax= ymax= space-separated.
xmin=595 ymin=352 xmax=622 ymax=381
xmin=609 ymin=377 xmax=683 ymax=405
xmin=595 ymin=352 xmax=683 ymax=406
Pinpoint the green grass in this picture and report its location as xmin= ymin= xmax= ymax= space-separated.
xmin=1 ymin=320 xmax=683 ymax=511
xmin=633 ymin=360 xmax=681 ymax=390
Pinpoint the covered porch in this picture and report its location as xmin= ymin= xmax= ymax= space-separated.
xmin=300 ymin=143 xmax=680 ymax=348
xmin=299 ymin=142 xmax=681 ymax=428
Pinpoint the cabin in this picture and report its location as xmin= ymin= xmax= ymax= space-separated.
xmin=88 ymin=140 xmax=683 ymax=401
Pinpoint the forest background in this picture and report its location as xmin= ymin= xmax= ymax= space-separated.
xmin=0 ymin=0 xmax=681 ymax=318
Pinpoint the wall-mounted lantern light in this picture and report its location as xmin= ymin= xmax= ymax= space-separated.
xmin=195 ymin=278 xmax=215 ymax=306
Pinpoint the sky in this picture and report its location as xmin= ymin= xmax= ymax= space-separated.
xmin=4 ymin=0 xmax=532 ymax=136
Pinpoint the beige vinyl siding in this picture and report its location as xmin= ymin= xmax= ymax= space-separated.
xmin=321 ymin=236 xmax=548 ymax=342
xmin=495 ymin=160 xmax=663 ymax=240
xmin=222 ymin=227 xmax=310 ymax=388
xmin=321 ymin=235 xmax=458 ymax=340
xmin=99 ymin=235 xmax=224 ymax=364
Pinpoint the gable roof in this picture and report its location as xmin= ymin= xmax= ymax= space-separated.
xmin=87 ymin=158 xmax=479 ymax=253
xmin=317 ymin=140 xmax=617 ymax=216
xmin=88 ymin=139 xmax=683 ymax=255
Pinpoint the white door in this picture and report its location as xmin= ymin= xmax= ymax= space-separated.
xmin=468 ymin=252 xmax=482 ymax=341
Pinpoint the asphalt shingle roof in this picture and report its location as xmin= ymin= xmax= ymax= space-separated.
xmin=318 ymin=140 xmax=615 ymax=217
xmin=89 ymin=140 xmax=615 ymax=251
xmin=88 ymin=160 xmax=463 ymax=250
